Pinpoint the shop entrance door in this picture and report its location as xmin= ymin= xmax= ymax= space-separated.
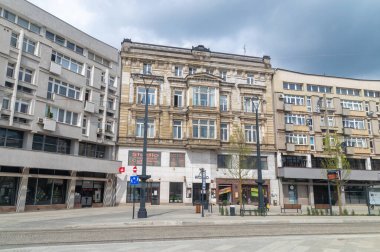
xmin=314 ymin=185 xmax=336 ymax=205
xmin=192 ymin=183 xmax=209 ymax=205
xmin=127 ymin=182 xmax=160 ymax=205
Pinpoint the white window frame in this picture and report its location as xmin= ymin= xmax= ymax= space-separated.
xmin=343 ymin=118 xmax=365 ymax=129
xmin=143 ymin=63 xmax=152 ymax=74
xmin=192 ymin=119 xmax=215 ymax=139
xmin=345 ymin=137 xmax=367 ymax=148
xmin=220 ymin=71 xmax=227 ymax=81
xmin=18 ymin=67 xmax=33 ymax=84
xmin=22 ymin=37 xmax=36 ymax=55
xmin=341 ymin=100 xmax=363 ymax=111
xmin=193 ymin=86 xmax=215 ymax=107
xmin=173 ymin=120 xmax=182 ymax=139
xmin=189 ymin=67 xmax=196 ymax=75
xmin=283 ymin=82 xmax=303 ymax=91
xmin=286 ymin=133 xmax=307 ymax=145
xmin=337 ymin=87 xmax=360 ymax=96
xmin=137 ymin=87 xmax=156 ymax=105
xmin=245 ymin=125 xmax=257 ymax=143
xmin=310 ymin=136 xmax=315 ymax=150
xmin=6 ymin=63 xmax=15 ymax=78
xmin=48 ymin=77 xmax=80 ymax=100
xmin=220 ymin=95 xmax=228 ymax=111
xmin=243 ymin=97 xmax=260 ymax=112
xmin=174 ymin=66 xmax=183 ymax=77
xmin=47 ymin=106 xmax=78 ymax=126
xmin=247 ymin=73 xmax=254 ymax=85
xmin=10 ymin=32 xmax=18 ymax=48
xmin=2 ymin=97 xmax=10 ymax=110
xmin=306 ymin=97 xmax=312 ymax=112
xmin=220 ymin=123 xmax=229 ymax=142
xmin=285 ymin=114 xmax=306 ymax=125
xmin=136 ymin=118 xmax=155 ymax=138
xmin=284 ymin=94 xmax=304 ymax=105
xmin=51 ymin=51 xmax=83 ymax=74
xmin=174 ymin=90 xmax=183 ymax=107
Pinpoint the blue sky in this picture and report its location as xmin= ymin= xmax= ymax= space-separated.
xmin=29 ymin=0 xmax=380 ymax=79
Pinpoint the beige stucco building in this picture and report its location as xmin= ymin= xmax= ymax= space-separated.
xmin=273 ymin=69 xmax=380 ymax=206
xmin=118 ymin=40 xmax=279 ymax=206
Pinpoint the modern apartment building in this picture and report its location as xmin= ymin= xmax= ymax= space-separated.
xmin=118 ymin=39 xmax=279 ymax=206
xmin=273 ymin=69 xmax=380 ymax=206
xmin=0 ymin=0 xmax=121 ymax=212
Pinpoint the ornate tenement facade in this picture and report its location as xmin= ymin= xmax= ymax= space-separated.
xmin=0 ymin=0 xmax=121 ymax=212
xmin=118 ymin=40 xmax=279 ymax=205
xmin=273 ymin=69 xmax=380 ymax=206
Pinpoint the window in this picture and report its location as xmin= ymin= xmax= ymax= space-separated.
xmin=217 ymin=155 xmax=232 ymax=168
xmin=321 ymin=116 xmax=334 ymax=127
xmin=79 ymin=142 xmax=106 ymax=158
xmin=343 ymin=118 xmax=365 ymax=129
xmin=220 ymin=95 xmax=228 ymax=111
xmin=337 ymin=87 xmax=360 ymax=96
xmin=45 ymin=106 xmax=78 ymax=126
xmin=107 ymin=98 xmax=115 ymax=110
xmin=286 ymin=133 xmax=307 ymax=145
xmin=88 ymin=52 xmax=110 ymax=66
xmin=247 ymin=73 xmax=254 ymax=84
xmin=220 ymin=123 xmax=229 ymax=142
xmin=173 ymin=120 xmax=182 ymax=139
xmin=364 ymin=90 xmax=380 ymax=98
xmin=82 ymin=116 xmax=88 ymax=135
xmin=189 ymin=67 xmax=196 ymax=75
xmin=4 ymin=10 xmax=16 ymax=23
xmin=18 ymin=67 xmax=33 ymax=83
xmin=245 ymin=125 xmax=257 ymax=143
xmin=368 ymin=120 xmax=372 ymax=135
xmin=306 ymin=97 xmax=312 ymax=112
xmin=310 ymin=136 xmax=315 ymax=150
xmin=26 ymin=178 xmax=67 ymax=205
xmin=30 ymin=23 xmax=40 ymax=34
xmin=15 ymin=99 xmax=29 ymax=114
xmin=193 ymin=119 xmax=215 ymax=139
xmin=0 ymin=127 xmax=23 ymax=148
xmin=345 ymin=138 xmax=367 ymax=148
xmin=241 ymin=156 xmax=268 ymax=170
xmin=170 ymin=153 xmax=185 ymax=167
xmin=206 ymin=68 xmax=213 ymax=74
xmin=17 ymin=16 xmax=29 ymax=29
xmin=105 ymin=121 xmax=113 ymax=133
xmin=10 ymin=32 xmax=18 ymax=47
xmin=371 ymin=159 xmax=380 ymax=171
xmin=307 ymin=84 xmax=332 ymax=93
xmin=51 ymin=51 xmax=83 ymax=74
xmin=32 ymin=134 xmax=71 ymax=154
xmin=143 ymin=63 xmax=152 ymax=74
xmin=137 ymin=87 xmax=155 ymax=105
xmin=174 ymin=66 xmax=183 ymax=77
xmin=47 ymin=77 xmax=80 ymax=100
xmin=22 ymin=38 xmax=36 ymax=54
xmin=136 ymin=118 xmax=154 ymax=138
xmin=284 ymin=94 xmax=304 ymax=105
xmin=243 ymin=97 xmax=260 ymax=112
xmin=6 ymin=63 xmax=15 ymax=78
xmin=285 ymin=114 xmax=305 ymax=125
xmin=282 ymin=155 xmax=307 ymax=167
xmin=341 ymin=100 xmax=363 ymax=111
xmin=347 ymin=159 xmax=366 ymax=170
xmin=193 ymin=86 xmax=215 ymax=107
xmin=220 ymin=71 xmax=227 ymax=81
xmin=173 ymin=90 xmax=183 ymax=107
xmin=0 ymin=176 xmax=18 ymax=206
xmin=283 ymin=82 xmax=303 ymax=91
xmin=2 ymin=97 xmax=10 ymax=110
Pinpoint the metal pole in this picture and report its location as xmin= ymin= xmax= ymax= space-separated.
xmin=137 ymin=86 xmax=150 ymax=218
xmin=366 ymin=185 xmax=371 ymax=215
xmin=132 ymin=185 xmax=135 ymax=219
xmin=201 ymin=168 xmax=205 ymax=218
xmin=327 ymin=179 xmax=333 ymax=216
xmin=256 ymin=104 xmax=265 ymax=216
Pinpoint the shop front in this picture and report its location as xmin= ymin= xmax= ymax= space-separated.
xmin=74 ymin=180 xmax=105 ymax=208
xmin=127 ymin=181 xmax=160 ymax=205
xmin=169 ymin=182 xmax=183 ymax=203
xmin=216 ymin=178 xmax=270 ymax=205
xmin=192 ymin=183 xmax=210 ymax=205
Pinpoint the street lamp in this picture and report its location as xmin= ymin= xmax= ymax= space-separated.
xmin=132 ymin=73 xmax=162 ymax=218
xmin=252 ymin=97 xmax=266 ymax=216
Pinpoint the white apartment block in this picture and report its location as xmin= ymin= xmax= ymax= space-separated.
xmin=0 ymin=0 xmax=121 ymax=212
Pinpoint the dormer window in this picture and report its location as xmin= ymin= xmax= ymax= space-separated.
xmin=143 ymin=63 xmax=152 ymax=74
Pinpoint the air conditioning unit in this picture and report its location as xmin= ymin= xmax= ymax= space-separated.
xmin=37 ymin=117 xmax=44 ymax=124
xmin=279 ymin=94 xmax=285 ymax=100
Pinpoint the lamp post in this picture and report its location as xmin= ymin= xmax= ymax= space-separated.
xmin=252 ymin=97 xmax=266 ymax=216
xmin=132 ymin=73 xmax=161 ymax=218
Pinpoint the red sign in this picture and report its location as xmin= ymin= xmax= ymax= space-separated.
xmin=128 ymin=151 xmax=161 ymax=166
xmin=119 ymin=167 xmax=125 ymax=173
xmin=133 ymin=166 xmax=137 ymax=173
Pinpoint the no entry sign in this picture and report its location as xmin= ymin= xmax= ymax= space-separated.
xmin=132 ymin=166 xmax=137 ymax=173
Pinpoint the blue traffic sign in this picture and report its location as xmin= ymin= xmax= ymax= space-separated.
xmin=130 ymin=176 xmax=139 ymax=185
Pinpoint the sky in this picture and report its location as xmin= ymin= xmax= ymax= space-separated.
xmin=28 ymin=0 xmax=380 ymax=79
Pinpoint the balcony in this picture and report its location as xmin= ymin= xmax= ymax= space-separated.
xmin=320 ymin=124 xmax=339 ymax=131
xmin=0 ymin=147 xmax=121 ymax=174
xmin=284 ymin=103 xmax=307 ymax=113
xmin=319 ymin=105 xmax=336 ymax=112
xmin=345 ymin=147 xmax=371 ymax=155
xmin=186 ymin=139 xmax=220 ymax=150
xmin=285 ymin=124 xmax=309 ymax=132
xmin=49 ymin=62 xmax=62 ymax=75
xmin=278 ymin=167 xmax=380 ymax=181
xmin=84 ymin=101 xmax=95 ymax=113
xmin=41 ymin=117 xmax=56 ymax=131
xmin=286 ymin=143 xmax=295 ymax=152
xmin=295 ymin=145 xmax=310 ymax=152
xmin=342 ymin=108 xmax=366 ymax=117
xmin=343 ymin=128 xmax=368 ymax=136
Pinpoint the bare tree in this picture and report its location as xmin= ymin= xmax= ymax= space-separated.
xmin=226 ymin=124 xmax=251 ymax=210
xmin=321 ymin=133 xmax=351 ymax=215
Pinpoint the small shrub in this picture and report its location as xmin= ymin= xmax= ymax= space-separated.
xmin=351 ymin=210 xmax=355 ymax=216
xmin=225 ymin=207 xmax=229 ymax=216
xmin=320 ymin=210 xmax=324 ymax=216
xmin=307 ymin=207 xmax=311 ymax=216
xmin=343 ymin=209 xmax=349 ymax=216
xmin=315 ymin=209 xmax=320 ymax=216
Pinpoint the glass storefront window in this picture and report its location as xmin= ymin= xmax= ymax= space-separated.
xmin=0 ymin=177 xmax=18 ymax=206
xmin=169 ymin=182 xmax=183 ymax=203
xmin=26 ymin=178 xmax=67 ymax=205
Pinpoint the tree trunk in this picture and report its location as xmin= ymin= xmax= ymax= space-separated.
xmin=337 ymin=183 xmax=343 ymax=215
xmin=239 ymin=171 xmax=243 ymax=211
